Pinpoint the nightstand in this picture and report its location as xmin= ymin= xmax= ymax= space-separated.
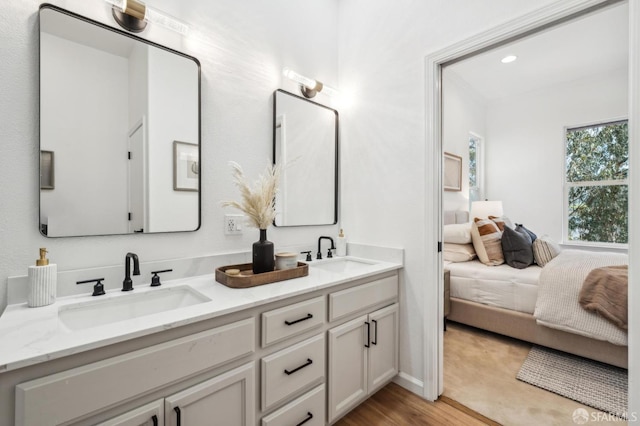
xmin=444 ymin=269 xmax=450 ymax=330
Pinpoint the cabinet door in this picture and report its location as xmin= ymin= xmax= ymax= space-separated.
xmin=368 ymin=303 xmax=399 ymax=393
xmin=327 ymin=314 xmax=368 ymax=423
xmin=164 ymin=362 xmax=255 ymax=426
xmin=97 ymin=399 xmax=164 ymax=426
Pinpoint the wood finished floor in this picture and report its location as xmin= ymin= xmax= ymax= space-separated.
xmin=335 ymin=382 xmax=497 ymax=425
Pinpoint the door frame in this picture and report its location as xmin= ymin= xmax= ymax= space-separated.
xmin=423 ymin=0 xmax=639 ymax=413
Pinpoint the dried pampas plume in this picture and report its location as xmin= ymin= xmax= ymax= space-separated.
xmin=221 ymin=161 xmax=281 ymax=229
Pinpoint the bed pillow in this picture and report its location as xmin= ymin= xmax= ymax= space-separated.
xmin=515 ymin=223 xmax=537 ymax=243
xmin=501 ymin=225 xmax=534 ymax=269
xmin=443 ymin=223 xmax=472 ymax=244
xmin=443 ymin=243 xmax=477 ymax=262
xmin=488 ymin=215 xmax=514 ymax=231
xmin=470 ymin=218 xmax=504 ymax=266
xmin=532 ymin=235 xmax=562 ymax=267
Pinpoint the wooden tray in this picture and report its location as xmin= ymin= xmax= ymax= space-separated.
xmin=215 ymin=262 xmax=308 ymax=288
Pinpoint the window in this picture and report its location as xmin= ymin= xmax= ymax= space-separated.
xmin=565 ymin=120 xmax=628 ymax=245
xmin=469 ymin=133 xmax=483 ymax=204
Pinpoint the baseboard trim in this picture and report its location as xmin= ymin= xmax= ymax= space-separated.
xmin=393 ymin=371 xmax=425 ymax=397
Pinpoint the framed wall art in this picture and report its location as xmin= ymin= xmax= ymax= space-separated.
xmin=173 ymin=141 xmax=199 ymax=192
xmin=443 ymin=152 xmax=462 ymax=192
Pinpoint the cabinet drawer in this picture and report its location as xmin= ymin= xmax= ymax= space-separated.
xmin=262 ymin=296 xmax=325 ymax=347
xmin=329 ymin=275 xmax=398 ymax=321
xmin=16 ymin=318 xmax=255 ymax=426
xmin=262 ymin=384 xmax=325 ymax=426
xmin=261 ymin=334 xmax=325 ymax=410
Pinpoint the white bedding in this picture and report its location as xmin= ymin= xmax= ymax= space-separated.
xmin=534 ymin=249 xmax=628 ymax=346
xmin=445 ymin=260 xmax=542 ymax=314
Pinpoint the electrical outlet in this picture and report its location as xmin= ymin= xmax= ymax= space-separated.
xmin=224 ymin=214 xmax=244 ymax=235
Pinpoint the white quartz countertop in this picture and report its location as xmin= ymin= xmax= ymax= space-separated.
xmin=0 ymin=256 xmax=401 ymax=374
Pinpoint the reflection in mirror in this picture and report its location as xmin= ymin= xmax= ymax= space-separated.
xmin=39 ymin=5 xmax=200 ymax=237
xmin=273 ymin=90 xmax=338 ymax=227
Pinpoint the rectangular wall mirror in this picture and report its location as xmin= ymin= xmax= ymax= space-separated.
xmin=273 ymin=89 xmax=338 ymax=227
xmin=39 ymin=5 xmax=200 ymax=237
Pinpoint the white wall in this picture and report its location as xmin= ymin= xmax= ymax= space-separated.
xmin=147 ymin=48 xmax=199 ymax=232
xmin=485 ymin=67 xmax=628 ymax=241
xmin=337 ymin=0 xmax=559 ymax=393
xmin=442 ymin=71 xmax=487 ymax=212
xmin=0 ymin=0 xmax=338 ymax=312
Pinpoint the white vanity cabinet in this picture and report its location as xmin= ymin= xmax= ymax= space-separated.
xmin=15 ymin=318 xmax=255 ymax=426
xmin=8 ymin=267 xmax=401 ymax=426
xmin=326 ymin=276 xmax=399 ymax=424
xmin=327 ymin=304 xmax=399 ymax=423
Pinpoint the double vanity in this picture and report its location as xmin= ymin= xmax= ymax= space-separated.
xmin=0 ymin=247 xmax=402 ymax=426
xmin=13 ymin=4 xmax=399 ymax=425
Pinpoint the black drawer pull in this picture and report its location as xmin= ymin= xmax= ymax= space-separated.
xmin=151 ymin=415 xmax=158 ymax=426
xmin=284 ymin=358 xmax=313 ymax=375
xmin=285 ymin=313 xmax=313 ymax=326
xmin=296 ymin=412 xmax=314 ymax=426
xmin=174 ymin=407 xmax=181 ymax=426
xmin=372 ymin=319 xmax=378 ymax=345
xmin=364 ymin=321 xmax=371 ymax=348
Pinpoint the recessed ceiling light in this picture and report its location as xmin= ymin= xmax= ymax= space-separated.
xmin=501 ymin=55 xmax=517 ymax=64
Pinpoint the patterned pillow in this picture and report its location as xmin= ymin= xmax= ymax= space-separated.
xmin=489 ymin=215 xmax=514 ymax=231
xmin=532 ymin=236 xmax=562 ymax=267
xmin=471 ymin=218 xmax=504 ymax=266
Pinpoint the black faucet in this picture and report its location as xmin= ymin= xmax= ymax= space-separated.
xmin=123 ymin=252 xmax=140 ymax=292
xmin=317 ymin=236 xmax=335 ymax=260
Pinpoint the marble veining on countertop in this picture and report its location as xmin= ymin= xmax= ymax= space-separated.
xmin=0 ymin=249 xmax=402 ymax=374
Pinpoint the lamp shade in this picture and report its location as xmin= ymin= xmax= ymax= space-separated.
xmin=470 ymin=201 xmax=503 ymax=221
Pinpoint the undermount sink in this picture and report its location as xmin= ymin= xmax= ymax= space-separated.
xmin=310 ymin=257 xmax=378 ymax=274
xmin=58 ymin=286 xmax=211 ymax=331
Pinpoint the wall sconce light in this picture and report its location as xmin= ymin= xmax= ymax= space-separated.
xmin=104 ymin=0 xmax=190 ymax=35
xmin=282 ymin=67 xmax=338 ymax=99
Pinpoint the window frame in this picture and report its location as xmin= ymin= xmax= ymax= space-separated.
xmin=562 ymin=118 xmax=628 ymax=248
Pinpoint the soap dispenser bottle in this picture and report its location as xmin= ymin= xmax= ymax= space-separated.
xmin=336 ymin=229 xmax=347 ymax=257
xmin=27 ymin=248 xmax=57 ymax=307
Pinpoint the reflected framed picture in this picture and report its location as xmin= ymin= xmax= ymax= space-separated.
xmin=173 ymin=141 xmax=199 ymax=192
xmin=444 ymin=152 xmax=462 ymax=192
xmin=40 ymin=150 xmax=55 ymax=190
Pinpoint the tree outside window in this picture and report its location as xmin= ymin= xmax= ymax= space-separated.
xmin=565 ymin=120 xmax=628 ymax=244
xmin=469 ymin=134 xmax=482 ymax=205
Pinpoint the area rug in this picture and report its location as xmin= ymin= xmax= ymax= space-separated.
xmin=516 ymin=346 xmax=628 ymax=419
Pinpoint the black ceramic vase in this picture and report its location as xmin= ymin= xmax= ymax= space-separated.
xmin=253 ymin=229 xmax=274 ymax=274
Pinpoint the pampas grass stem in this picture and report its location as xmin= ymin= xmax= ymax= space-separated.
xmin=221 ymin=161 xmax=281 ymax=229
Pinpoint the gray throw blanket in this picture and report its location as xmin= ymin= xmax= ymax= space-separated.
xmin=579 ymin=265 xmax=628 ymax=330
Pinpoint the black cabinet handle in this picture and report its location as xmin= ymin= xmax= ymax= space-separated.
xmin=151 ymin=415 xmax=158 ymax=426
xmin=174 ymin=407 xmax=181 ymax=426
xmin=372 ymin=319 xmax=378 ymax=345
xmin=364 ymin=321 xmax=371 ymax=348
xmin=285 ymin=313 xmax=313 ymax=326
xmin=284 ymin=358 xmax=313 ymax=375
xmin=296 ymin=412 xmax=314 ymax=426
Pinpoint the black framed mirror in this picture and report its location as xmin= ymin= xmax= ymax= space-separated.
xmin=39 ymin=4 xmax=200 ymax=237
xmin=273 ymin=89 xmax=338 ymax=227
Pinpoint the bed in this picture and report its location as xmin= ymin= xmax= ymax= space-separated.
xmin=443 ymin=211 xmax=628 ymax=368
